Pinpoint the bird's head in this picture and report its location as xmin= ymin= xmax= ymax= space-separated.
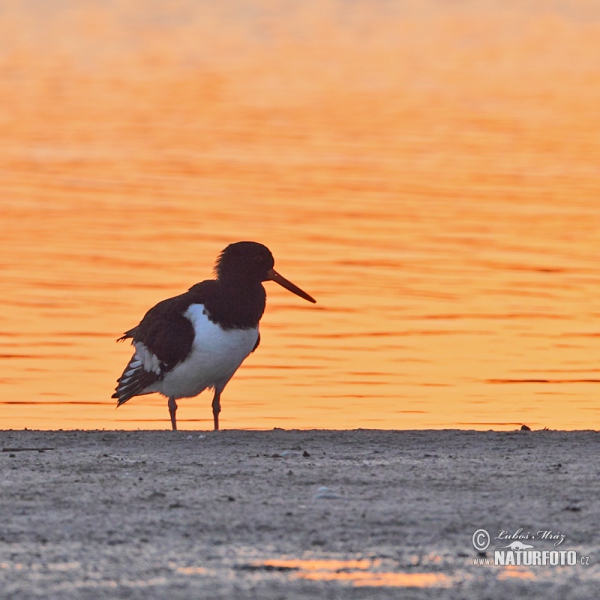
xmin=215 ymin=241 xmax=316 ymax=303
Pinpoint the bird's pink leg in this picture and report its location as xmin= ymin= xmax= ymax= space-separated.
xmin=168 ymin=396 xmax=177 ymax=431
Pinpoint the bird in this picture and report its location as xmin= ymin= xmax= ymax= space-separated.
xmin=112 ymin=241 xmax=316 ymax=431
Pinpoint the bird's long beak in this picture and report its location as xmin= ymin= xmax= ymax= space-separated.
xmin=266 ymin=268 xmax=316 ymax=303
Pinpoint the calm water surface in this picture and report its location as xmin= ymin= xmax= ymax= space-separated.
xmin=1 ymin=1 xmax=599 ymax=430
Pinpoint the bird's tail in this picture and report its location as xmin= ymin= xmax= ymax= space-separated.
xmin=113 ymin=354 xmax=159 ymax=406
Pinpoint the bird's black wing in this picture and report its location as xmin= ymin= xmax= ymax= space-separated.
xmin=112 ymin=290 xmax=203 ymax=406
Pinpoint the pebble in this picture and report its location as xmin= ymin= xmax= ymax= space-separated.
xmin=313 ymin=486 xmax=340 ymax=500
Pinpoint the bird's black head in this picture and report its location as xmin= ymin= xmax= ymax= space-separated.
xmin=215 ymin=241 xmax=275 ymax=283
xmin=215 ymin=241 xmax=316 ymax=303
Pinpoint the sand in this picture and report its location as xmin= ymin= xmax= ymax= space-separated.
xmin=1 ymin=429 xmax=599 ymax=599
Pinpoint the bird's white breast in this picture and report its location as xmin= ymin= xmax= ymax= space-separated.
xmin=153 ymin=303 xmax=259 ymax=399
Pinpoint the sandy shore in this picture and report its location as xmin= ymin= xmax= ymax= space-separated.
xmin=1 ymin=429 xmax=599 ymax=598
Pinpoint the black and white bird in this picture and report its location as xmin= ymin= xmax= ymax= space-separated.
xmin=112 ymin=241 xmax=316 ymax=431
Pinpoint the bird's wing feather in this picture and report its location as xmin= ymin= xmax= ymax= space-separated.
xmin=112 ymin=354 xmax=161 ymax=406
xmin=113 ymin=292 xmax=199 ymax=405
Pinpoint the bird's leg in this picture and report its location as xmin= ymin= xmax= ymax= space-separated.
xmin=168 ymin=396 xmax=178 ymax=431
xmin=212 ymin=389 xmax=221 ymax=431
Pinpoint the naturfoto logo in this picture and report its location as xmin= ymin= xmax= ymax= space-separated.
xmin=472 ymin=528 xmax=591 ymax=567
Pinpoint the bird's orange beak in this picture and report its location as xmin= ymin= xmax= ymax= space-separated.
xmin=265 ymin=268 xmax=316 ymax=303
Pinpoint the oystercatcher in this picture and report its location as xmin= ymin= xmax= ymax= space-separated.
xmin=112 ymin=241 xmax=316 ymax=430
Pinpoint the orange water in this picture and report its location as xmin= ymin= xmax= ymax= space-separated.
xmin=1 ymin=1 xmax=599 ymax=430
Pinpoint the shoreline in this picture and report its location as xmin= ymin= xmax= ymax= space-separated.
xmin=1 ymin=429 xmax=598 ymax=598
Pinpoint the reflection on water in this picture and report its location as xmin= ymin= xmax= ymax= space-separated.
xmin=498 ymin=566 xmax=537 ymax=581
xmin=260 ymin=558 xmax=453 ymax=588
xmin=224 ymin=555 xmax=548 ymax=588
xmin=1 ymin=0 xmax=600 ymax=430
xmin=1 ymin=554 xmax=547 ymax=590
xmin=230 ymin=555 xmax=592 ymax=588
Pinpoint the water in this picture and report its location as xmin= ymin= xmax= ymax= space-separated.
xmin=1 ymin=1 xmax=599 ymax=430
